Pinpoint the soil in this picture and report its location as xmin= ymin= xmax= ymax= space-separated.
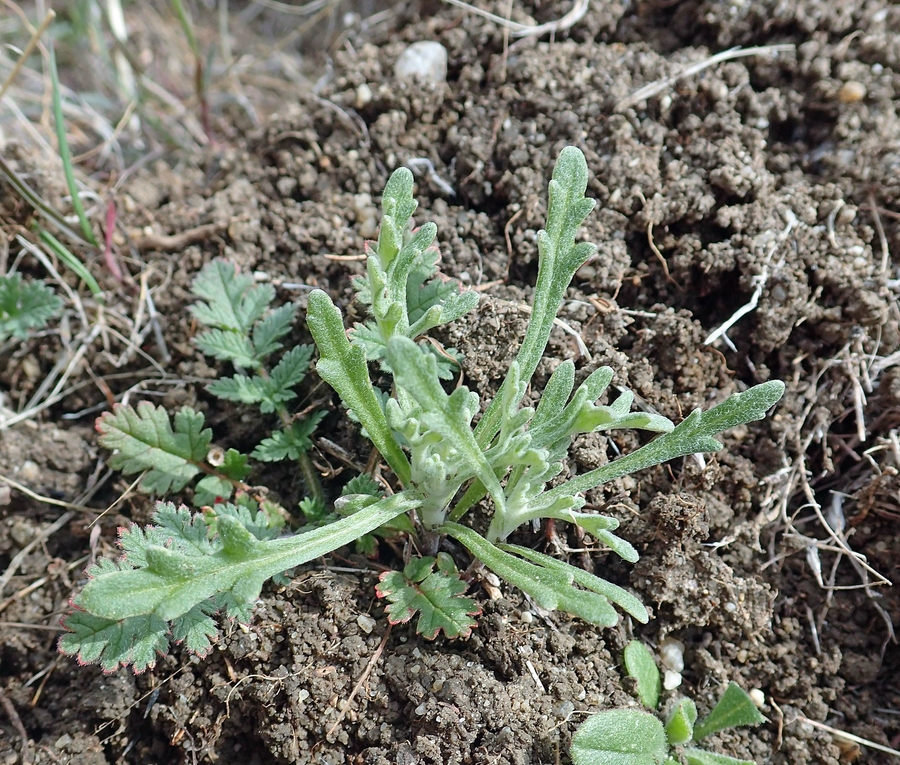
xmin=2 ymin=1 xmax=899 ymax=764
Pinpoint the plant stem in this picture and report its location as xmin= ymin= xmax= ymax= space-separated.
xmin=256 ymin=365 xmax=325 ymax=505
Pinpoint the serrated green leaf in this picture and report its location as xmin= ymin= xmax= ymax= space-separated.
xmin=0 ymin=273 xmax=62 ymax=341
xmin=207 ymin=344 xmax=310 ymax=413
xmin=406 ymin=265 xmax=456 ymax=325
xmin=195 ymin=328 xmax=258 ymax=368
xmin=299 ymin=495 xmax=330 ymax=525
xmin=251 ymin=412 xmax=325 ymax=461
xmin=376 ymin=556 xmax=480 ymax=639
xmin=171 ymin=600 xmax=218 ymax=656
xmin=221 ymin=449 xmax=251 ymax=481
xmin=76 ymin=491 xmax=421 ymax=623
xmin=624 ymin=641 xmax=662 ymax=709
xmin=693 ymin=683 xmax=766 ymax=742
xmin=209 ymin=502 xmax=283 ymax=541
xmin=268 ymin=344 xmax=313 ymax=395
xmin=349 ymin=320 xmax=389 ymax=363
xmin=118 ymin=524 xmax=177 ymax=569
xmin=190 ymin=260 xmax=273 ymax=333
xmin=206 ymin=374 xmax=269 ymax=406
xmin=344 ymin=474 xmax=383 ymax=497
xmin=215 ymin=592 xmax=255 ymax=623
xmin=571 ymin=709 xmax=669 ymax=765
xmin=251 ymin=303 xmax=297 ymax=359
xmin=665 ymin=697 xmax=698 ymax=745
xmin=97 ymin=403 xmax=212 ymax=494
xmin=58 ymin=611 xmax=169 ymax=672
xmin=684 ymin=749 xmax=755 ymax=765
xmin=194 ymin=475 xmax=234 ymax=506
xmin=153 ymin=502 xmax=214 ymax=554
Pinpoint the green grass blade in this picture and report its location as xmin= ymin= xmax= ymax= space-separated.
xmin=38 ymin=229 xmax=102 ymax=297
xmin=47 ymin=42 xmax=98 ymax=247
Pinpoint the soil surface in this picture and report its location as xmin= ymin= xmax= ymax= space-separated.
xmin=2 ymin=1 xmax=899 ymax=764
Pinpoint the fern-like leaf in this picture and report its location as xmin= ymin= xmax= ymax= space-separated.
xmin=0 ymin=273 xmax=62 ymax=342
xmin=251 ymin=412 xmax=325 ymax=462
xmin=252 ymin=303 xmax=297 ymax=358
xmin=190 ymin=260 xmax=274 ymax=333
xmin=170 ymin=601 xmax=219 ymax=656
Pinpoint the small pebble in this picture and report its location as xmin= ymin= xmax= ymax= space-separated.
xmin=395 ymin=41 xmax=448 ymax=86
xmin=663 ymin=670 xmax=683 ymax=690
xmin=836 ymin=205 xmax=857 ymax=224
xmin=659 ymin=638 xmax=685 ymax=673
xmin=356 ymin=82 xmax=373 ymax=108
xmin=838 ymin=81 xmax=866 ymax=103
xmin=356 ymin=614 xmax=376 ymax=634
xmin=555 ymin=700 xmax=576 ymax=719
xmin=749 ymin=688 xmax=766 ymax=708
xmin=20 ymin=460 xmax=40 ymax=482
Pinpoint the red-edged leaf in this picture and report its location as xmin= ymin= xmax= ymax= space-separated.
xmin=376 ymin=555 xmax=480 ymax=639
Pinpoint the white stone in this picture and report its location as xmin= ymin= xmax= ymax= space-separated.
xmin=663 ymin=670 xmax=683 ymax=690
xmin=659 ymin=637 xmax=685 ymax=673
xmin=395 ymin=41 xmax=448 ymax=86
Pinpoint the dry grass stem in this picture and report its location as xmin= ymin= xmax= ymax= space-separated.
xmin=325 ymin=625 xmax=392 ymax=740
xmin=617 ymin=44 xmax=795 ymax=111
xmin=793 ymin=716 xmax=900 ymax=758
xmin=0 ymin=8 xmax=54 ymax=101
xmin=442 ymin=0 xmax=590 ymax=39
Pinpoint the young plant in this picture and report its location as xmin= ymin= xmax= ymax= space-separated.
xmin=308 ymin=146 xmax=785 ymax=631
xmin=0 ymin=273 xmax=62 ymax=343
xmin=189 ymin=259 xmax=325 ymax=505
xmin=61 ymin=146 xmax=784 ymax=670
xmin=571 ymin=640 xmax=765 ymax=765
xmin=95 ymin=259 xmax=324 ymax=507
xmin=59 ymin=493 xmax=419 ymax=670
xmin=61 ymin=262 xmax=351 ymax=669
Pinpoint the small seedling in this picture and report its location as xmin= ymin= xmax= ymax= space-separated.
xmin=95 ymin=259 xmax=324 ymax=507
xmin=61 ymin=147 xmax=784 ymax=670
xmin=0 ymin=273 xmax=62 ymax=343
xmin=571 ymin=640 xmax=765 ymax=765
xmin=307 ymin=146 xmax=784 ymax=632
